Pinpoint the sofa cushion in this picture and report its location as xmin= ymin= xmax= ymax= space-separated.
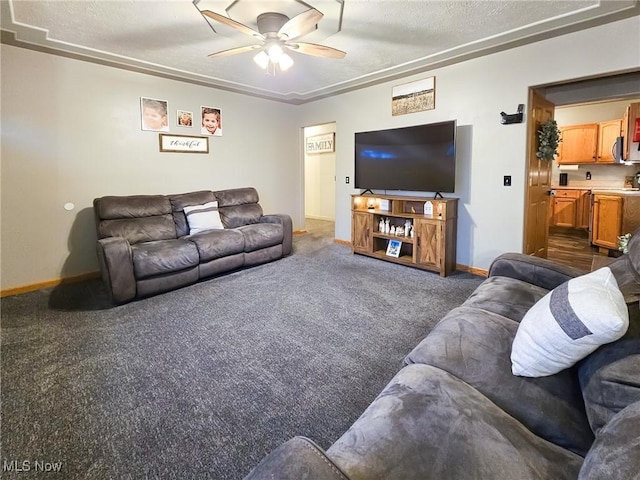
xmin=405 ymin=306 xmax=594 ymax=455
xmin=188 ymin=229 xmax=245 ymax=262
xmin=238 ymin=223 xmax=284 ymax=253
xmin=578 ymin=303 xmax=640 ymax=434
xmin=578 ymin=401 xmax=640 ymax=480
xmin=462 ymin=275 xmax=549 ymax=322
xmin=216 ymin=187 xmax=263 ymax=228
xmin=215 ymin=187 xmax=259 ymax=206
xmin=511 ymin=268 xmax=629 ymax=378
xmin=169 ymin=190 xmax=216 ymax=237
xmin=327 ymin=364 xmax=584 ymax=480
xmin=94 ymin=194 xmax=171 ymax=220
xmin=219 ymin=204 xmax=264 ymax=229
xmin=131 ymin=239 xmax=199 ymax=279
xmin=97 ymin=214 xmax=177 ymax=245
xmin=183 ymin=201 xmax=224 ymax=234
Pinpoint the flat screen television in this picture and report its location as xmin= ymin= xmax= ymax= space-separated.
xmin=354 ymin=120 xmax=456 ymax=193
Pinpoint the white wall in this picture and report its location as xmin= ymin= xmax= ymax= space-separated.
xmin=0 ymin=44 xmax=302 ymax=290
xmin=297 ymin=15 xmax=640 ymax=271
xmin=304 ymin=123 xmax=336 ymax=221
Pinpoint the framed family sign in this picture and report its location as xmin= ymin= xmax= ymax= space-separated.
xmin=306 ymin=132 xmax=335 ymax=154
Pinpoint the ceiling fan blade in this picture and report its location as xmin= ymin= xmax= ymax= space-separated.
xmin=289 ymin=42 xmax=346 ymax=59
xmin=201 ymin=10 xmax=261 ymax=38
xmin=278 ymin=8 xmax=323 ymax=40
xmin=208 ymin=44 xmax=261 ymax=58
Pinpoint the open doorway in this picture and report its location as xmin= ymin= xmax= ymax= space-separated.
xmin=303 ymin=122 xmax=336 ymax=238
xmin=547 ymin=99 xmax=639 ymax=272
xmin=525 ymin=71 xmax=640 ymax=272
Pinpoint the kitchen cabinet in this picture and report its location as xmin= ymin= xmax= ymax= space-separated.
xmin=596 ymin=119 xmax=622 ymax=164
xmin=591 ymin=192 xmax=640 ymax=251
xmin=578 ymin=190 xmax=591 ymax=229
xmin=591 ymin=194 xmax=623 ymax=249
xmin=557 ymin=124 xmax=598 ymax=164
xmin=551 ymin=189 xmax=590 ymax=229
xmin=557 ymin=120 xmax=622 ymax=164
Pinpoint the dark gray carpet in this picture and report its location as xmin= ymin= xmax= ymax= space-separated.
xmin=1 ymin=230 xmax=484 ymax=479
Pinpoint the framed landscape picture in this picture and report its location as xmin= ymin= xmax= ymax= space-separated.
xmin=392 ymin=77 xmax=435 ymax=116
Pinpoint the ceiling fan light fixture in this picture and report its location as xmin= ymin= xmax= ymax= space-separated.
xmin=253 ymin=51 xmax=270 ymax=69
xmin=279 ymin=52 xmax=294 ymax=71
xmin=267 ymin=43 xmax=284 ymax=62
xmin=201 ymin=7 xmax=342 ymax=75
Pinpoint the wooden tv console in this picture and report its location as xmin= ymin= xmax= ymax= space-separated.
xmin=351 ymin=194 xmax=458 ymax=276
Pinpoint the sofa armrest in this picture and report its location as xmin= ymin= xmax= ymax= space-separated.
xmin=244 ymin=437 xmax=350 ymax=480
xmin=261 ymin=214 xmax=293 ymax=256
xmin=488 ymin=252 xmax=583 ymax=291
xmin=96 ymin=237 xmax=136 ymax=304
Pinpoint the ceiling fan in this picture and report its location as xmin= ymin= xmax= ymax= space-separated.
xmin=199 ymin=8 xmax=346 ymax=73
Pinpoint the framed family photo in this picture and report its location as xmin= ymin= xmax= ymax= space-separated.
xmin=200 ymin=106 xmax=222 ymax=136
xmin=386 ymin=239 xmax=402 ymax=258
xmin=140 ymin=97 xmax=169 ymax=132
xmin=391 ymin=77 xmax=435 ymax=116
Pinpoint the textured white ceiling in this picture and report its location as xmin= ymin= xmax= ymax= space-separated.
xmin=2 ymin=0 xmax=639 ymax=103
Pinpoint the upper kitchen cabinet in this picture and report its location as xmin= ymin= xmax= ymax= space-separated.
xmin=597 ymin=119 xmax=623 ymax=163
xmin=557 ymin=124 xmax=598 ymax=164
xmin=557 ymin=120 xmax=622 ymax=164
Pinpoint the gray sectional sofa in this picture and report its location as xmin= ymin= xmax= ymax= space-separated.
xmin=93 ymin=187 xmax=292 ymax=304
xmin=245 ymin=230 xmax=640 ymax=479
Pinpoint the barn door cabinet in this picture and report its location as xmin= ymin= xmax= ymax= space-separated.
xmin=351 ymin=194 xmax=458 ymax=276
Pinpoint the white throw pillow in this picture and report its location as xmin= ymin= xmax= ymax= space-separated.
xmin=511 ymin=267 xmax=629 ymax=378
xmin=183 ymin=201 xmax=224 ymax=234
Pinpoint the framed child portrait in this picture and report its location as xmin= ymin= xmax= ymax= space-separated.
xmin=177 ymin=110 xmax=193 ymax=127
xmin=140 ymin=97 xmax=169 ymax=132
xmin=200 ymin=106 xmax=222 ymax=136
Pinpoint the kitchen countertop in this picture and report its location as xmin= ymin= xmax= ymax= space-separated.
xmin=551 ymin=186 xmax=640 ymax=195
xmin=590 ymin=189 xmax=640 ymax=196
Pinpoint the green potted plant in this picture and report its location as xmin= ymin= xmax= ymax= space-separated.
xmin=536 ymin=119 xmax=561 ymax=161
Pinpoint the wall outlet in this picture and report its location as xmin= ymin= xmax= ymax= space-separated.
xmin=345 ymin=176 xmax=350 ymax=184
xmin=586 ymin=171 xmax=592 ymax=180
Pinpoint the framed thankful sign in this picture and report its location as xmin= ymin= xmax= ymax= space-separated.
xmin=158 ymin=134 xmax=209 ymax=154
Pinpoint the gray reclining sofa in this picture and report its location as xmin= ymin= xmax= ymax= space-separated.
xmin=93 ymin=187 xmax=292 ymax=304
xmin=245 ymin=229 xmax=640 ymax=479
